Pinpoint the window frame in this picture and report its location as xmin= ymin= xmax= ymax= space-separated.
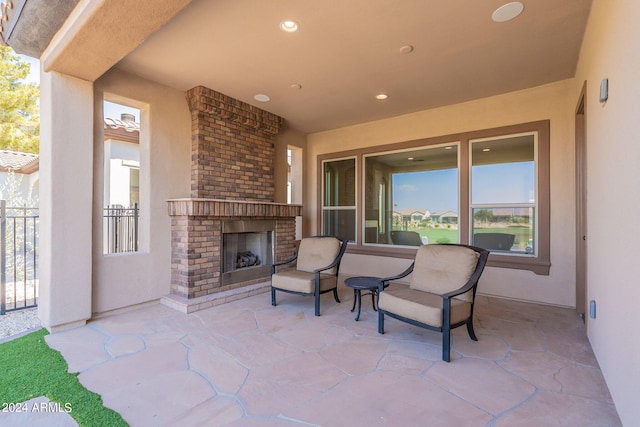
xmin=362 ymin=141 xmax=461 ymax=248
xmin=317 ymin=120 xmax=550 ymax=275
xmin=320 ymin=155 xmax=358 ymax=242
xmin=469 ymin=132 xmax=538 ymax=256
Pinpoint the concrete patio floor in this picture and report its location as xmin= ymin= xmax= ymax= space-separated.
xmin=28 ymin=285 xmax=621 ymax=426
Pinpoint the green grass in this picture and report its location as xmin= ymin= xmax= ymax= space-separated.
xmin=415 ymin=227 xmax=458 ymax=244
xmin=410 ymin=226 xmax=532 ymax=247
xmin=0 ymin=328 xmax=127 ymax=427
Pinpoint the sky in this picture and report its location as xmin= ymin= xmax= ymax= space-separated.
xmin=392 ymin=162 xmax=534 ymax=213
xmin=392 ymin=169 xmax=458 ymax=213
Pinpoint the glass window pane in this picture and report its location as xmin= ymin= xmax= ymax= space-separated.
xmin=471 ymin=133 xmax=537 ymax=255
xmin=103 ymin=101 xmax=141 ymax=254
xmin=471 ymin=135 xmax=535 ymax=205
xmin=364 ymin=144 xmax=458 ymax=245
xmin=323 ymin=209 xmax=356 ymax=241
xmin=323 ymin=159 xmax=356 ymax=207
xmin=472 ymin=207 xmax=535 ymax=254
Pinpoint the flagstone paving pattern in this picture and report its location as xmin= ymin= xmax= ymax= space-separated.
xmin=9 ymin=287 xmax=623 ymax=426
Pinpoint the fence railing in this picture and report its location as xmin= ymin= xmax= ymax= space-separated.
xmin=104 ymin=203 xmax=139 ymax=254
xmin=1 ymin=201 xmax=39 ymax=315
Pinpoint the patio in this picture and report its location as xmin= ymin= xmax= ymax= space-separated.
xmin=38 ymin=285 xmax=619 ymax=426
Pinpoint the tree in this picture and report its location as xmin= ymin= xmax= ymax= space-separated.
xmin=474 ymin=209 xmax=494 ymax=223
xmin=0 ymin=46 xmax=39 ymax=153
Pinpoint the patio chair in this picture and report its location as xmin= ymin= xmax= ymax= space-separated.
xmin=473 ymin=232 xmax=515 ymax=251
xmin=377 ymin=244 xmax=489 ymax=362
xmin=390 ymin=230 xmax=423 ymax=246
xmin=271 ymin=236 xmax=348 ymax=316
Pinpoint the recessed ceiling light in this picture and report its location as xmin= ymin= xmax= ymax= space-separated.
xmin=492 ymin=2 xmax=524 ymax=22
xmin=399 ymin=45 xmax=414 ymax=54
xmin=375 ymin=93 xmax=389 ymax=100
xmin=280 ymin=20 xmax=299 ymax=32
xmin=407 ymin=157 xmax=414 ymax=160
xmin=254 ymin=94 xmax=270 ymax=102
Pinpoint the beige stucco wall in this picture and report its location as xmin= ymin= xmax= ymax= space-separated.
xmin=38 ymin=71 xmax=94 ymax=331
xmin=92 ymin=69 xmax=191 ymax=314
xmin=305 ymin=79 xmax=576 ymax=308
xmin=274 ymin=127 xmax=307 ymax=204
xmin=573 ymin=0 xmax=640 ymax=424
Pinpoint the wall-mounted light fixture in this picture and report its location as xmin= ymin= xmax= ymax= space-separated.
xmin=600 ymin=78 xmax=608 ymax=103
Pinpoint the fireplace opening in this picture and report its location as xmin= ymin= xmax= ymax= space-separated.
xmin=222 ymin=220 xmax=274 ymax=285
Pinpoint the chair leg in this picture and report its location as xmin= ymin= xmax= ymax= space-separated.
xmin=271 ymin=287 xmax=276 ymax=307
xmin=315 ymin=294 xmax=320 ymax=316
xmin=378 ymin=310 xmax=385 ymax=334
xmin=442 ymin=325 xmax=451 ymax=362
xmin=333 ymin=288 xmax=341 ymax=303
xmin=467 ymin=319 xmax=478 ymax=341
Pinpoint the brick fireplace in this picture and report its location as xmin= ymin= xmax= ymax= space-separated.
xmin=163 ymin=86 xmax=301 ymax=313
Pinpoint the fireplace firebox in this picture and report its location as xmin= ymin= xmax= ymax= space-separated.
xmin=222 ymin=220 xmax=274 ymax=286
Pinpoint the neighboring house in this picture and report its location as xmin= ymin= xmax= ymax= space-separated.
xmin=430 ymin=210 xmax=458 ymax=225
xmin=0 ymin=150 xmax=39 ymax=203
xmin=393 ymin=208 xmax=429 ymax=228
xmin=1 ymin=1 xmax=639 ymax=423
xmin=103 ymin=115 xmax=140 ymax=209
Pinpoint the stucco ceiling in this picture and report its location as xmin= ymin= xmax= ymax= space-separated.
xmin=116 ymin=0 xmax=592 ymax=134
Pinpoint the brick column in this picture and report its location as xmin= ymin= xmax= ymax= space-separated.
xmin=185 ymin=86 xmax=284 ymax=200
xmin=169 ymin=88 xmax=297 ymax=304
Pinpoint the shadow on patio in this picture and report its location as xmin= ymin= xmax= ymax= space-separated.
xmin=43 ymin=285 xmax=621 ymax=426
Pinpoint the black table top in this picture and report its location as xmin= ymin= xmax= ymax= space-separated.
xmin=344 ymin=276 xmax=384 ymax=290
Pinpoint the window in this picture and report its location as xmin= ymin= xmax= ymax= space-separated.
xmin=471 ymin=134 xmax=536 ymax=255
xmin=103 ymin=101 xmax=141 ymax=254
xmin=364 ymin=144 xmax=459 ymax=246
xmin=322 ymin=157 xmax=356 ymax=241
xmin=288 ymin=146 xmax=303 ymax=240
xmin=318 ymin=121 xmax=550 ymax=275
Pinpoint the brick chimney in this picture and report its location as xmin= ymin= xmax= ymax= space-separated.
xmin=164 ymin=87 xmax=301 ymax=313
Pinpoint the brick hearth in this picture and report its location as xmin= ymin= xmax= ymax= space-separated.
xmin=164 ymin=87 xmax=301 ymax=312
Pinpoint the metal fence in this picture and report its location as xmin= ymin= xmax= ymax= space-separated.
xmin=104 ymin=203 xmax=139 ymax=254
xmin=1 ymin=201 xmax=39 ymax=315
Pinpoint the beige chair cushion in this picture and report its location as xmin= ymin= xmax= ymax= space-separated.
xmin=296 ymin=237 xmax=341 ymax=274
xmin=378 ymin=285 xmax=471 ymax=328
xmin=409 ymin=245 xmax=479 ymax=302
xmin=271 ymin=270 xmax=338 ymax=294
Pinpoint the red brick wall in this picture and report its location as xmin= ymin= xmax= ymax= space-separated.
xmin=186 ymin=86 xmax=284 ymax=201
xmin=170 ymin=90 xmax=299 ymax=300
xmin=170 ymin=214 xmax=299 ymax=299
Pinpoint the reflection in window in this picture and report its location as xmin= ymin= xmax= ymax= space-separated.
xmin=364 ymin=144 xmax=458 ymax=246
xmin=471 ymin=134 xmax=536 ymax=254
xmin=322 ymin=158 xmax=356 ymax=241
xmin=103 ymin=102 xmax=141 ymax=254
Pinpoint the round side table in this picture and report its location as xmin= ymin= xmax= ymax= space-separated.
xmin=344 ymin=276 xmax=386 ymax=321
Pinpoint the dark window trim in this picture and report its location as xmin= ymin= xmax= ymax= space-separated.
xmin=317 ymin=120 xmax=550 ymax=275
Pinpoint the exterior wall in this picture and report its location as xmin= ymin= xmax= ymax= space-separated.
xmin=306 ymin=79 xmax=576 ymax=308
xmin=39 ymin=71 xmax=93 ymax=330
xmin=573 ymin=0 xmax=640 ymax=424
xmin=103 ymin=138 xmax=139 ymax=207
xmin=185 ymin=86 xmax=283 ymax=201
xmin=0 ymin=171 xmax=39 ymax=203
xmin=92 ymin=69 xmax=191 ymax=314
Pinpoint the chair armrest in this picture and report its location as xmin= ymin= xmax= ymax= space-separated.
xmin=271 ymin=253 xmax=298 ymax=274
xmin=441 ymin=248 xmax=489 ymax=300
xmin=441 ymin=276 xmax=477 ymax=300
xmin=313 ymin=239 xmax=349 ymax=274
xmin=378 ymin=262 xmax=415 ymax=292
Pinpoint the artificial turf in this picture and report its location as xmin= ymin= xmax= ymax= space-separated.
xmin=0 ymin=328 xmax=127 ymax=426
